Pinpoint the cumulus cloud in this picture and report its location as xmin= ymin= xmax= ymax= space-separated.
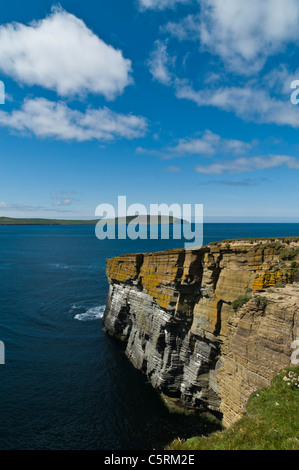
xmin=195 ymin=154 xmax=299 ymax=174
xmin=0 ymin=98 xmax=148 ymax=142
xmin=164 ymin=0 xmax=299 ymax=74
xmin=137 ymin=0 xmax=190 ymax=11
xmin=0 ymin=7 xmax=132 ymax=99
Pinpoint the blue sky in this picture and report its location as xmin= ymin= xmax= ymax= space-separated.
xmin=1 ymin=0 xmax=299 ymax=221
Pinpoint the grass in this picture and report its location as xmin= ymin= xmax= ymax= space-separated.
xmin=166 ymin=366 xmax=299 ymax=450
xmin=210 ymin=237 xmax=299 ymax=246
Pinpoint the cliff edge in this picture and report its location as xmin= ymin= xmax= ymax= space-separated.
xmin=103 ymin=238 xmax=299 ymax=427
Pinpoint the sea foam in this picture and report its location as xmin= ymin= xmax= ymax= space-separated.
xmin=74 ymin=305 xmax=105 ymax=321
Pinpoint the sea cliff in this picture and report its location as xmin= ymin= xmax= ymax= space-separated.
xmin=102 ymin=238 xmax=299 ymax=427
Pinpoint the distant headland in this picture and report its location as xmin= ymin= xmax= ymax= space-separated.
xmin=0 ymin=215 xmax=185 ymax=226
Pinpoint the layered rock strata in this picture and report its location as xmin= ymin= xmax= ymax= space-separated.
xmin=103 ymin=239 xmax=299 ymax=427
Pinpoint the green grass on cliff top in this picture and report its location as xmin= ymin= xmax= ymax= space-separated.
xmin=166 ymin=366 xmax=299 ymax=451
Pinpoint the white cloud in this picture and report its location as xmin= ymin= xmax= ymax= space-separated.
xmin=0 ymin=201 xmax=69 ymax=212
xmin=51 ymin=197 xmax=78 ymax=207
xmin=0 ymin=98 xmax=148 ymax=142
xmin=0 ymin=7 xmax=132 ymax=99
xmin=147 ymin=40 xmax=175 ymax=85
xmin=156 ymin=2 xmax=299 ymax=127
xmin=163 ymin=14 xmax=200 ymax=41
xmin=137 ymin=0 xmax=190 ymax=11
xmin=168 ymin=129 xmax=253 ymax=156
xmin=195 ymin=154 xmax=299 ymax=174
xmin=175 ymin=79 xmax=299 ymax=128
xmin=51 ymin=190 xmax=78 ymax=195
xmin=166 ymin=165 xmax=181 ymax=172
xmin=136 ymin=130 xmax=253 ymax=159
xmin=164 ymin=0 xmax=299 ymax=74
xmin=136 ymin=146 xmax=162 ymax=156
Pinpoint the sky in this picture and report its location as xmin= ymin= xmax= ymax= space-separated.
xmin=1 ymin=0 xmax=299 ymax=221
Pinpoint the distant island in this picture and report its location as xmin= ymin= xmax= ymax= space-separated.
xmin=0 ymin=216 xmax=186 ymax=226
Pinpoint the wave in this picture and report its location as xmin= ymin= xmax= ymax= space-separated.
xmin=49 ymin=263 xmax=73 ymax=270
xmin=74 ymin=305 xmax=105 ymax=321
xmin=48 ymin=263 xmax=102 ymax=272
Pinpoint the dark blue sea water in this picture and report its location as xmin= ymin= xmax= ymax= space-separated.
xmin=0 ymin=223 xmax=299 ymax=450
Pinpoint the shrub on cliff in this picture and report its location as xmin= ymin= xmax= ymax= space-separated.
xmin=232 ymin=295 xmax=252 ymax=311
xmin=254 ymin=295 xmax=268 ymax=309
xmin=257 ymin=241 xmax=284 ymax=251
xmin=280 ymin=248 xmax=298 ymax=261
xmin=275 ymin=282 xmax=285 ymax=288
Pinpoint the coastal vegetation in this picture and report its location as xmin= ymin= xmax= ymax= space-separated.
xmin=167 ymin=366 xmax=299 ymax=450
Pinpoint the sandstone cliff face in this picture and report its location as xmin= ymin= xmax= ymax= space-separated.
xmin=103 ymin=239 xmax=299 ymax=427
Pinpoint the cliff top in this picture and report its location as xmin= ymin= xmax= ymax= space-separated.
xmin=106 ymin=237 xmax=299 ymax=260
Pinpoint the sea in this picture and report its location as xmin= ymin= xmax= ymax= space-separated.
xmin=0 ymin=223 xmax=299 ymax=450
